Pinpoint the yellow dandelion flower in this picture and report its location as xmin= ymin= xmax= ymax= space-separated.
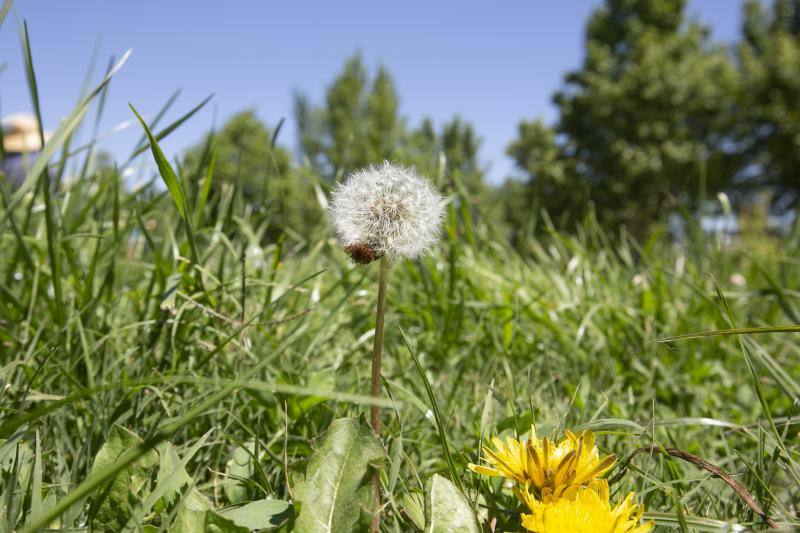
xmin=468 ymin=428 xmax=616 ymax=496
xmin=468 ymin=434 xmax=530 ymax=485
xmin=527 ymin=428 xmax=617 ymax=496
xmin=520 ymin=480 xmax=654 ymax=533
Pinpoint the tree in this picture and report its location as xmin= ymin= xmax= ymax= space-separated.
xmin=184 ymin=110 xmax=322 ymax=240
xmin=737 ymin=0 xmax=800 ymax=209
xmin=295 ymin=54 xmax=486 ymax=195
xmin=294 ymin=54 xmax=402 ymax=181
xmin=405 ymin=116 xmax=485 ymax=198
xmin=505 ymin=119 xmax=583 ymax=228
xmin=508 ymin=0 xmax=740 ymax=232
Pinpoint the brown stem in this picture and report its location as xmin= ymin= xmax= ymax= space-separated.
xmin=619 ymin=445 xmax=778 ymax=529
xmin=370 ymin=255 xmax=390 ymax=533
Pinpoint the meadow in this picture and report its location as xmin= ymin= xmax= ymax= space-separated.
xmin=2 ymin=15 xmax=800 ymax=533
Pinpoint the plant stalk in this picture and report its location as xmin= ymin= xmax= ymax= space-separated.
xmin=370 ymin=254 xmax=390 ymax=532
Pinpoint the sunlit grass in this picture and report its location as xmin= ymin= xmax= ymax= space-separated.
xmin=1 ymin=14 xmax=799 ymax=533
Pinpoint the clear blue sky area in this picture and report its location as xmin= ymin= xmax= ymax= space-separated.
xmin=1 ymin=1 xmax=742 ymax=183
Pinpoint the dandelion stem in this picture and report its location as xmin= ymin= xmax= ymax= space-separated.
xmin=370 ymin=254 xmax=390 ymax=532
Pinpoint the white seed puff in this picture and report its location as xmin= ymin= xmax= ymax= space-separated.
xmin=330 ymin=162 xmax=445 ymax=261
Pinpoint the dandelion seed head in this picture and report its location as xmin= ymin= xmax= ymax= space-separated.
xmin=330 ymin=161 xmax=444 ymax=261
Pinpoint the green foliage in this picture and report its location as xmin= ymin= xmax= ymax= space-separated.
xmin=172 ymin=489 xmax=212 ymax=533
xmin=423 ymin=474 xmax=479 ymax=533
xmin=3 ymin=140 xmax=799 ymax=528
xmin=505 ymin=119 xmax=583 ymax=233
xmin=87 ymin=426 xmax=158 ymax=530
xmin=293 ymin=417 xmax=383 ymax=533
xmin=295 ymin=54 xmax=485 ymax=201
xmin=511 ymin=0 xmax=740 ymax=231
xmin=295 ymin=54 xmax=401 ymax=179
xmin=505 ymin=0 xmax=800 ymax=234
xmin=217 ymin=500 xmax=292 ymax=530
xmin=74 ymin=426 xmax=292 ymax=532
xmin=3 ymin=11 xmax=800 ymax=533
xmin=204 ymin=511 xmax=250 ymax=533
xmin=738 ymin=0 xmax=800 ymax=198
xmin=183 ymin=110 xmax=322 ymax=240
xmin=405 ymin=116 xmax=485 ymax=200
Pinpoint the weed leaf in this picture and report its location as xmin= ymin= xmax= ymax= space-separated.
xmin=293 ymin=417 xmax=383 ymax=533
xmin=424 ymin=474 xmax=479 ymax=533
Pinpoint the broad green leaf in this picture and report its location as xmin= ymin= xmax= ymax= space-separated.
xmin=225 ymin=444 xmax=253 ymax=504
xmin=424 ymin=474 xmax=479 ymax=533
xmin=156 ymin=442 xmax=193 ymax=507
xmin=125 ymin=432 xmax=210 ymax=530
xmin=402 ymin=490 xmax=425 ymax=531
xmin=171 ymin=488 xmax=211 ymax=533
xmin=293 ymin=417 xmax=383 ymax=533
xmin=217 ymin=499 xmax=292 ymax=530
xmin=205 ymin=510 xmax=248 ymax=533
xmin=88 ymin=426 xmax=158 ymax=531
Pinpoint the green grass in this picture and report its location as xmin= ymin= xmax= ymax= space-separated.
xmin=2 ymin=23 xmax=799 ymax=533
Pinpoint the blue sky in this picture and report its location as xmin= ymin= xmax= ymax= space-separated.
xmin=0 ymin=1 xmax=742 ymax=183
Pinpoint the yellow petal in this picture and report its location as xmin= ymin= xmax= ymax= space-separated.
xmin=467 ymin=464 xmax=502 ymax=477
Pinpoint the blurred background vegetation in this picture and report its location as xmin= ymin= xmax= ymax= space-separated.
xmin=164 ymin=0 xmax=800 ymax=246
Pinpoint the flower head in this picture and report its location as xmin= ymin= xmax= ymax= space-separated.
xmin=468 ymin=428 xmax=616 ymax=497
xmin=468 ymin=434 xmax=530 ymax=485
xmin=330 ymin=162 xmax=444 ymax=262
xmin=520 ymin=480 xmax=653 ymax=533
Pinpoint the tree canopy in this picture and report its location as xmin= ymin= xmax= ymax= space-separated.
xmin=505 ymin=0 xmax=800 ymax=236
xmin=184 ymin=0 xmax=800 ymax=243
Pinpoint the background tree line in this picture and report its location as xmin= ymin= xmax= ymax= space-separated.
xmin=183 ymin=0 xmax=800 ymax=243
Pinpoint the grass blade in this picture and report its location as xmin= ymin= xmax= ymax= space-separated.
xmin=400 ymin=327 xmax=464 ymax=494
xmin=126 ymin=88 xmax=181 ymax=162
xmin=0 ymin=0 xmax=12 ymax=28
xmin=656 ymin=325 xmax=800 ymax=343
xmin=194 ymin=147 xmax=215 ymax=227
xmin=710 ymin=278 xmax=800 ymax=486
xmin=129 ymin=103 xmax=203 ymax=284
xmin=125 ymin=93 xmax=213 ymax=164
xmin=644 ymin=512 xmax=748 ymax=532
xmin=9 ymin=48 xmax=131 ymax=210
xmin=129 ymin=104 xmax=188 ymax=220
xmin=20 ymin=21 xmax=65 ymax=327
